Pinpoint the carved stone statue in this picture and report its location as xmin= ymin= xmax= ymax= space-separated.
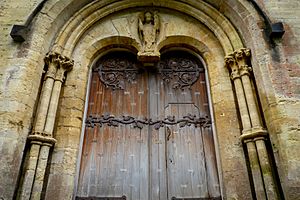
xmin=137 ymin=11 xmax=160 ymax=62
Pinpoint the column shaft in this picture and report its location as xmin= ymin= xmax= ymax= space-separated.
xmin=242 ymin=74 xmax=278 ymax=199
xmin=33 ymin=63 xmax=56 ymax=132
xmin=246 ymin=141 xmax=267 ymax=200
xmin=31 ymin=69 xmax=65 ymax=197
xmin=255 ymin=139 xmax=278 ymax=200
xmin=18 ymin=52 xmax=73 ymax=200
xmin=240 ymin=74 xmax=260 ymax=127
xmin=233 ymin=78 xmax=251 ymax=129
xmin=19 ymin=143 xmax=41 ymax=200
xmin=238 ymin=49 xmax=279 ymax=199
xmin=233 ymin=78 xmax=266 ymax=199
xmin=30 ymin=145 xmax=51 ymax=200
xmin=29 ymin=55 xmax=73 ymax=198
xmin=44 ymin=77 xmax=64 ymax=134
xmin=225 ymin=52 xmax=268 ymax=199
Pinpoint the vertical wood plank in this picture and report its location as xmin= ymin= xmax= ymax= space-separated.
xmin=149 ymin=72 xmax=159 ymax=200
xmin=202 ymin=126 xmax=220 ymax=198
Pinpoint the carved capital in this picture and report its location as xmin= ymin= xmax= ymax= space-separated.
xmin=44 ymin=52 xmax=73 ymax=70
xmin=44 ymin=52 xmax=61 ymax=66
xmin=44 ymin=52 xmax=60 ymax=79
xmin=239 ymin=65 xmax=252 ymax=76
xmin=44 ymin=52 xmax=74 ymax=82
xmin=224 ymin=54 xmax=240 ymax=80
xmin=234 ymin=48 xmax=252 ymax=76
xmin=225 ymin=48 xmax=253 ymax=79
xmin=58 ymin=55 xmax=74 ymax=72
xmin=56 ymin=55 xmax=73 ymax=82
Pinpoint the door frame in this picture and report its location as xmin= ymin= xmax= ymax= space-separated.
xmin=73 ymin=48 xmax=223 ymax=199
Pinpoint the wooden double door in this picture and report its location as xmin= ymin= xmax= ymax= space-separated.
xmin=76 ymin=52 xmax=221 ymax=200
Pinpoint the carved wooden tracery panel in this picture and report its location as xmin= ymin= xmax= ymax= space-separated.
xmin=77 ymin=51 xmax=220 ymax=200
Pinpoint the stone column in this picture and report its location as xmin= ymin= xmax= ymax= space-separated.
xmin=225 ymin=53 xmax=267 ymax=200
xmin=18 ymin=52 xmax=73 ymax=200
xmin=31 ymin=56 xmax=73 ymax=200
xmin=19 ymin=52 xmax=58 ymax=200
xmin=235 ymin=48 xmax=279 ymax=200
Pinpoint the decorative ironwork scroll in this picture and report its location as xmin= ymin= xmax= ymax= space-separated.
xmin=86 ymin=113 xmax=211 ymax=130
xmin=157 ymin=57 xmax=204 ymax=90
xmin=94 ymin=57 xmax=140 ymax=90
xmin=95 ymin=53 xmax=204 ymax=90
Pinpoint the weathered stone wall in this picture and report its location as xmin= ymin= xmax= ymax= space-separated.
xmin=260 ymin=1 xmax=300 ymax=199
xmin=0 ymin=0 xmax=45 ymax=198
xmin=0 ymin=0 xmax=299 ymax=200
xmin=250 ymin=1 xmax=300 ymax=199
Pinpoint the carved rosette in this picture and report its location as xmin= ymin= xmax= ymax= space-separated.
xmin=157 ymin=57 xmax=204 ymax=90
xmin=86 ymin=113 xmax=211 ymax=130
xmin=94 ymin=57 xmax=140 ymax=90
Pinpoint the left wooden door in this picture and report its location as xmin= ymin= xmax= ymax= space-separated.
xmin=76 ymin=53 xmax=150 ymax=200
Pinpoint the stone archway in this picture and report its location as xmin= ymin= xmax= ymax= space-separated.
xmin=12 ymin=1 xmax=284 ymax=200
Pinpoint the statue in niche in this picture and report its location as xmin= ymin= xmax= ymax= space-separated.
xmin=137 ymin=11 xmax=160 ymax=62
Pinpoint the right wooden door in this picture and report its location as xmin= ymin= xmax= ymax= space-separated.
xmin=76 ymin=51 xmax=221 ymax=200
xmin=148 ymin=53 xmax=221 ymax=200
